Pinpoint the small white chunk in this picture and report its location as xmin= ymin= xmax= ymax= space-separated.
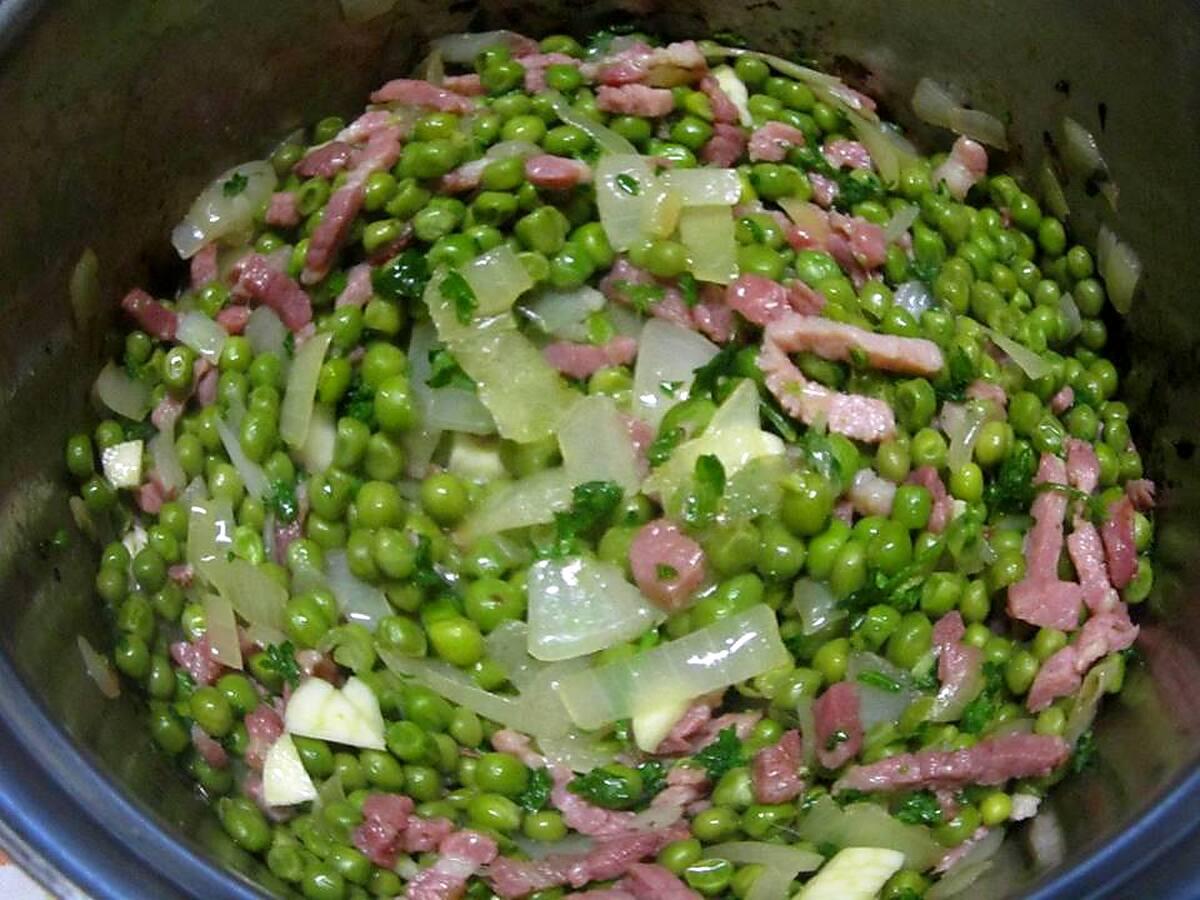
xmin=795 ymin=847 xmax=906 ymax=900
xmin=263 ymin=734 xmax=318 ymax=806
xmin=284 ymin=677 xmax=386 ymax=749
xmin=101 ymin=440 xmax=144 ymax=489
xmin=632 ymin=692 xmax=692 ymax=753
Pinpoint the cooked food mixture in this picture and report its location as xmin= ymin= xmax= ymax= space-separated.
xmin=66 ymin=26 xmax=1153 ymax=900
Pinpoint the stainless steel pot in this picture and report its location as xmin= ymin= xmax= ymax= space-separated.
xmin=0 ymin=1 xmax=1197 ymax=897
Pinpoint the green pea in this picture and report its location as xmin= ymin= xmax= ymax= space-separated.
xmin=887 ymin=612 xmax=933 ymax=669
xmin=685 ymin=857 xmax=734 ymax=896
xmin=1033 ymin=627 xmax=1068 ymax=661
xmin=162 ymin=345 xmax=196 ymax=392
xmin=468 ymin=792 xmax=522 ymax=833
xmin=372 ymin=374 xmax=415 ymax=433
xmin=782 ymin=471 xmax=835 ymax=536
xmin=65 ymin=433 xmax=96 ymax=479
xmin=829 ymin=540 xmax=867 ymax=598
xmin=475 ymin=752 xmax=530 ymax=797
xmin=421 ymin=472 xmax=469 ymax=525
xmin=812 ymin=637 xmax=850 ymax=684
xmin=867 ymin=520 xmax=913 ymax=576
xmin=542 ymin=124 xmax=592 ymax=157
xmin=1035 ymin=705 xmax=1066 ymax=736
xmin=756 ymin=521 xmax=807 ymax=581
xmin=190 ymin=686 xmax=234 ymax=737
xmin=428 ymin=616 xmax=485 ymax=668
xmin=920 ymin=571 xmax=964 ymax=617
xmin=501 ymin=113 xmax=548 ymax=144
xmin=891 ymin=484 xmax=932 ymax=531
xmin=522 ymin=809 xmax=567 ymax=842
xmin=217 ymin=673 xmax=259 ymax=715
xmin=856 ymin=604 xmax=902 ymax=651
xmin=896 ymin=378 xmax=937 ymax=431
xmin=737 ymin=243 xmax=785 ymax=280
xmin=704 ymin=522 xmax=762 ymax=577
xmin=218 ymin=797 xmax=271 ymax=853
xmin=690 ymin=806 xmax=739 ymax=843
xmin=113 ymin=634 xmax=150 ymax=679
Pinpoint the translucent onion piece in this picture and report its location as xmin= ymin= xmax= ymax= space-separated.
xmin=301 ymin=404 xmax=337 ymax=474
xmin=926 ymin=828 xmax=1005 ymax=900
xmin=847 ymin=111 xmax=918 ymax=185
xmin=712 ymin=65 xmax=753 ymax=127
xmin=69 ymin=496 xmax=100 ymax=543
xmin=414 ymin=49 xmax=444 ymax=84
xmin=519 ymin=285 xmax=607 ymax=340
xmin=707 ymin=46 xmax=878 ymax=121
xmin=631 ymin=319 xmax=719 ymax=427
xmin=431 ymin=30 xmax=533 ymax=63
xmin=911 ymin=78 xmax=1009 ymax=150
xmin=796 ymin=695 xmax=817 ymax=768
xmin=1061 ymin=116 xmax=1118 ymax=209
xmin=425 ymin=278 xmax=574 ymax=443
xmin=284 ymin=676 xmax=386 ymax=749
xmin=203 ymin=591 xmax=243 ymax=669
xmin=485 ymin=621 xmax=540 ymax=690
xmin=778 ymin=197 xmax=833 ymax=245
xmin=77 ymin=635 xmax=120 ymax=699
xmin=555 ymin=604 xmax=789 ymax=732
xmin=215 ymin=416 xmax=269 ymax=499
xmin=205 ymin=557 xmax=288 ymax=632
xmin=709 ymin=842 xmax=823 ymax=900
xmin=181 ymin=475 xmax=209 ymax=508
xmin=339 ymin=0 xmax=397 ymax=23
xmin=659 ymin=168 xmax=743 ymax=206
xmin=447 ymin=433 xmax=507 ymax=483
xmin=893 ymin=280 xmax=933 ymax=319
xmin=459 ymin=245 xmax=535 ymax=319
xmin=980 ymin=326 xmax=1053 ymax=380
xmin=544 ymin=91 xmax=638 ymax=157
xmin=100 ymin=440 xmax=143 ymax=489
xmin=558 ymin=395 xmax=640 ymax=494
xmin=485 ymin=140 xmax=544 ymax=160
xmin=527 ymin=555 xmax=666 ymax=661
xmin=171 ymin=160 xmax=277 ymax=259
xmin=1038 ymin=159 xmax=1070 ymax=220
xmin=849 ymin=652 xmax=919 ymax=730
xmin=793 ymin=578 xmax=845 ymax=636
xmin=795 ymin=796 xmax=943 ymax=871
xmin=245 ymin=306 xmax=288 ymax=358
xmin=679 ymin=205 xmax=738 ymax=285
xmin=326 ymin=551 xmax=391 ymax=631
xmin=408 ymin=323 xmax=494 ymax=436
xmin=176 ymin=311 xmax=227 ymax=364
xmin=1064 ymin=653 xmax=1123 ymax=744
xmin=882 ymin=205 xmax=920 ymax=244
xmin=458 ymin=468 xmax=573 ymax=540
xmin=1097 ymin=225 xmax=1141 ymax=315
xmin=70 ymin=248 xmax=101 ymax=335
xmin=149 ymin=430 xmax=186 ymax=494
xmin=595 ymin=154 xmax=660 ymax=251
xmin=95 ymin=363 xmax=151 ymax=421
xmin=723 ymin=455 xmax=788 ymax=520
xmin=537 ymin=731 xmax=615 ymax=774
xmin=187 ymin=498 xmax=236 ymax=576
xmin=643 ymin=380 xmax=784 ymax=505
xmin=946 ymin=401 xmax=987 ymax=473
xmin=280 ymin=332 xmax=332 ymax=448
xmin=1059 ymin=292 xmax=1082 ymax=341
xmin=379 ymin=648 xmax=576 ymax=739
xmin=264 ymin=733 xmax=319 ymax=806
xmin=796 ymin=846 xmax=905 ymax=900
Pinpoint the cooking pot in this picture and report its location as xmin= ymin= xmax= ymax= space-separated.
xmin=0 ymin=0 xmax=1197 ymax=896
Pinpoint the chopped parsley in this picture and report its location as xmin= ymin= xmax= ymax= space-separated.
xmin=690 ymin=345 xmax=739 ymax=401
xmin=266 ymin=479 xmax=299 ymax=524
xmin=615 ymin=173 xmax=642 ymax=196
xmin=655 ymin=563 xmax=679 ymax=581
xmin=372 ymin=248 xmax=429 ymax=302
xmin=760 ymin=393 xmax=799 ymax=443
xmin=441 ymin=271 xmax=478 ymax=325
xmin=659 ymin=380 xmax=684 ymax=397
xmin=413 ymin=534 xmax=454 ymax=594
xmin=693 ymin=726 xmax=746 ymax=782
xmin=893 ymin=790 xmax=943 ymax=826
xmin=551 ymin=480 xmax=623 ymax=557
xmin=935 ymin=345 xmax=976 ymax=402
xmin=427 ymin=346 xmax=475 ymax=390
xmin=959 ymin=661 xmax=1005 ymax=735
xmin=516 ymin=767 xmax=553 ymax=812
xmin=283 ymin=331 xmax=295 ymax=357
xmin=647 ymin=426 xmax=686 ymax=468
xmin=1071 ymin=730 xmax=1099 ymax=774
xmin=616 ymin=281 xmax=666 ymax=314
xmin=261 ymin=642 xmax=300 ymax=688
xmin=843 ymin=537 xmax=944 ymax=614
xmin=338 ymin=374 xmax=376 ymax=427
xmin=677 ymin=272 xmax=700 ymax=307
xmin=985 ymin=440 xmax=1038 ymax=514
xmin=682 ymin=453 xmax=726 ymax=528
xmin=857 ymin=670 xmax=903 ymax=694
xmin=567 ymin=761 xmax=666 ymax=810
xmin=222 ymin=172 xmax=248 ymax=197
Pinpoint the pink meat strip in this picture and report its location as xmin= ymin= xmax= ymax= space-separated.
xmin=752 ymin=729 xmax=804 ymax=803
xmin=265 ymin=192 xmax=301 ymax=228
xmin=596 ymin=84 xmax=675 ymax=117
xmin=1101 ymin=496 xmax=1138 ymax=589
xmin=295 ymin=141 xmax=356 ymax=178
xmin=749 ymin=122 xmax=806 ymax=162
xmin=1026 ymin=606 xmax=1139 ymax=711
xmin=698 ymin=75 xmax=740 ymax=124
xmin=966 ymin=379 xmax=1008 ymax=409
xmin=190 ymin=243 xmax=219 ymax=289
xmin=813 ymin=681 xmax=863 ymax=769
xmin=907 ymin=465 xmax=953 ymax=533
xmin=834 ymin=733 xmax=1071 ymax=793
xmin=369 ymin=78 xmax=477 ymax=113
xmin=1067 ymin=517 xmax=1120 ymax=614
xmin=700 ymin=122 xmax=747 ymax=167
xmin=628 ymin=519 xmax=708 ymax=612
xmin=524 ymin=154 xmax=593 ymax=189
xmin=243 ymin=704 xmax=284 ymax=770
xmin=121 ymin=288 xmax=177 ymax=340
xmin=334 ymin=263 xmax=374 ymax=309
xmin=822 ymin=139 xmax=873 ymax=171
xmin=406 ymin=830 xmax=497 ymax=900
xmin=169 ymin=636 xmax=222 ymax=686
xmin=444 ymin=74 xmax=485 ymax=96
xmin=932 ymin=136 xmax=988 ymax=200
xmin=587 ymin=41 xmax=707 ymax=88
xmin=216 ymin=305 xmax=252 ymax=335
xmin=231 ymin=253 xmax=314 ymax=332
xmin=1065 ymin=438 xmax=1101 ymax=495
xmin=765 ymin=312 xmax=944 ymax=375
xmin=543 ymin=336 xmax=638 ymax=379
xmin=1049 ymin=385 xmax=1075 ymax=415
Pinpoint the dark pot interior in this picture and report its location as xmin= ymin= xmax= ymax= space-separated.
xmin=1 ymin=1 xmax=1198 ymax=897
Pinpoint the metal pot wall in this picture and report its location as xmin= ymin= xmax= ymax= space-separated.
xmin=0 ymin=1 xmax=1197 ymax=897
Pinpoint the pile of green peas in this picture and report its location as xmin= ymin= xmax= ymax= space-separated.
xmin=62 ymin=26 xmax=1155 ymax=900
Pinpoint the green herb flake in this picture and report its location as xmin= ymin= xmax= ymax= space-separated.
xmin=372 ymin=248 xmax=430 ymax=302
xmin=985 ymin=441 xmax=1038 ymax=514
xmin=647 ymin=426 xmax=686 ymax=469
xmin=677 ymin=272 xmax=700 ymax=307
xmin=857 ymin=670 xmax=903 ymax=694
xmin=690 ymin=345 xmax=739 ymax=401
xmin=1071 ymin=730 xmax=1098 ymax=774
xmin=693 ymin=726 xmax=746 ymax=782
xmin=262 ymin=642 xmax=301 ymax=688
xmin=893 ymin=790 xmax=944 ymax=826
xmin=551 ymin=480 xmax=623 ymax=557
xmin=683 ymin=453 xmax=726 ymax=528
xmin=516 ymin=767 xmax=553 ymax=812
xmin=427 ymin=346 xmax=475 ymax=390
xmin=655 ymin=563 xmax=679 ymax=581
xmin=338 ymin=374 xmax=376 ymax=427
xmin=266 ymin=479 xmax=299 ymax=524
xmin=615 ymin=281 xmax=666 ymax=314
xmin=615 ymin=173 xmax=642 ymax=196
xmin=442 ymin=271 xmax=478 ymax=325
xmin=222 ymin=172 xmax=249 ymax=197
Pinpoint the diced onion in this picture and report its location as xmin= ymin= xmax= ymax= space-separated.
xmin=927 ymin=828 xmax=1005 ymax=900
xmin=149 ymin=430 xmax=186 ymax=494
xmin=408 ymin=323 xmax=495 ymax=436
xmin=457 ymin=468 xmax=573 ymax=540
xmin=882 ymin=205 xmax=920 ymax=244
xmin=215 ymin=416 xmax=269 ymax=499
xmin=379 ymin=647 xmax=578 ymax=738
xmin=893 ymin=280 xmax=933 ymax=318
xmin=448 ymin=433 xmax=507 ymax=483
xmin=95 ymin=363 xmax=151 ymax=421
xmin=485 ymin=621 xmax=541 ymax=690
xmin=631 ymin=319 xmax=719 ymax=427
xmin=929 ymin=652 xmax=985 ymax=724
xmin=101 ymin=440 xmax=143 ymax=489
xmin=946 ymin=401 xmax=987 ymax=473
xmin=1097 ymin=225 xmax=1141 ymax=315
xmin=203 ymin=591 xmax=243 ymax=669
xmin=519 ymin=285 xmax=607 ymax=341
xmin=77 ymin=635 xmax=120 ymax=699
xmin=1064 ymin=652 xmax=1123 ymax=744
xmin=458 ymin=245 xmax=535 ymax=319
xmin=796 ymin=695 xmax=817 ymax=768
xmin=544 ymin=91 xmax=638 ymax=157
xmin=709 ymin=842 xmax=822 ymax=900
xmin=679 ymin=205 xmax=738 ymax=285
xmin=558 ymin=395 xmax=640 ymax=494
xmin=1061 ymin=116 xmax=1118 ymax=209
xmin=186 ymin=498 xmax=235 ymax=574
xmin=426 ymin=277 xmax=575 ymax=443
xmin=793 ymin=578 xmax=845 ymax=636
xmin=205 ymin=557 xmax=288 ymax=632
xmin=555 ymin=604 xmax=790 ymax=732
xmin=980 ymin=326 xmax=1053 ymax=380
xmin=70 ymin=248 xmax=101 ymax=335
xmin=847 ymin=111 xmax=918 ymax=185
xmin=176 ymin=311 xmax=227 ymax=364
xmin=414 ymin=49 xmax=444 ymax=84
xmin=171 ymin=160 xmax=277 ymax=260
xmin=710 ymin=46 xmax=877 ymax=121
xmin=796 ymin=846 xmax=905 ymax=900
xmin=795 ymin=796 xmax=943 ymax=870
xmin=712 ymin=65 xmax=753 ymax=127
xmin=537 ymin=731 xmax=615 ymax=774
xmin=431 ymin=30 xmax=534 ymax=64
xmin=659 ymin=168 xmax=743 ymax=206
xmin=338 ymin=0 xmax=397 ymax=24
xmin=69 ymin=496 xmax=101 ymax=543
xmin=1038 ymin=159 xmax=1070 ymax=220
xmin=849 ymin=652 xmax=919 ymax=731
xmin=644 ymin=380 xmax=784 ymax=507
xmin=778 ymin=197 xmax=833 ymax=246
xmin=326 ymin=551 xmax=391 ymax=631
xmin=284 ymin=676 xmax=386 ymax=749
xmin=527 ymin=555 xmax=665 ymax=661
xmin=181 ymin=475 xmax=209 ymax=508
xmin=301 ymin=404 xmax=337 ymax=474
xmin=723 ymin=455 xmax=788 ymax=520
xmin=280 ymin=332 xmax=332 ymax=448
xmin=595 ymin=154 xmax=660 ymax=251
xmin=263 ymin=733 xmax=319 ymax=806
xmin=1059 ymin=292 xmax=1082 ymax=341
xmin=912 ymin=78 xmax=1008 ymax=150
xmin=245 ymin=306 xmax=288 ymax=359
